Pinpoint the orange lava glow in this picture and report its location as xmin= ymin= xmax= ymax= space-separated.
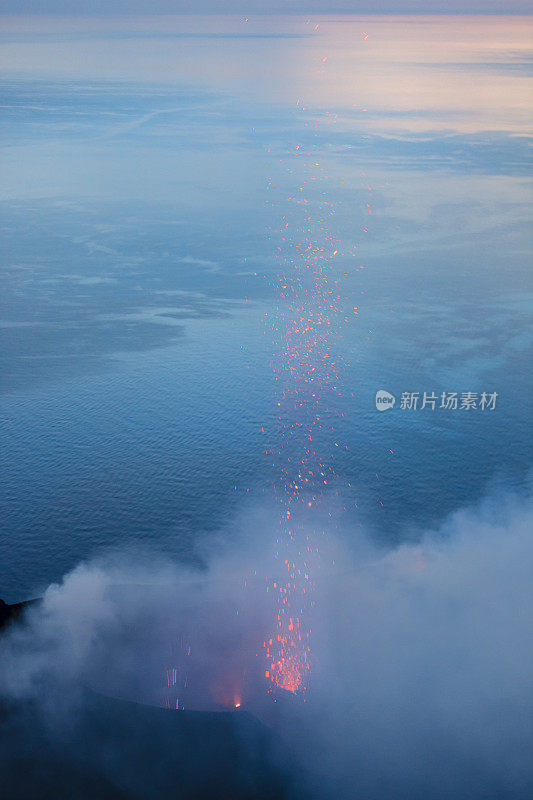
xmin=262 ymin=88 xmax=360 ymax=696
xmin=161 ymin=42 xmax=365 ymax=708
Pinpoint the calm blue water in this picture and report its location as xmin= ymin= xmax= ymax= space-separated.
xmin=1 ymin=15 xmax=532 ymax=601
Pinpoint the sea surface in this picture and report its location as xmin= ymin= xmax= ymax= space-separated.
xmin=1 ymin=14 xmax=532 ymax=601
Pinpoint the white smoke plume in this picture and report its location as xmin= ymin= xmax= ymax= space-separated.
xmin=1 ymin=488 xmax=532 ymax=799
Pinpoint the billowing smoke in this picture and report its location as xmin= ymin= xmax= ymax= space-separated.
xmin=1 ymin=489 xmax=532 ymax=799
xmin=300 ymin=488 xmax=533 ymax=799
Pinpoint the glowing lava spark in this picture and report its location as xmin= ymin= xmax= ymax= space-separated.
xmin=263 ymin=100 xmax=355 ymax=696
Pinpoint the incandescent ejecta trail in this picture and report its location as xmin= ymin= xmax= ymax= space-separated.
xmin=162 ymin=22 xmax=370 ymax=710
xmin=264 ymin=91 xmax=363 ymax=695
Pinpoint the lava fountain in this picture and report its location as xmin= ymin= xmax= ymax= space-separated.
xmin=162 ymin=96 xmax=358 ymax=716
xmin=264 ymin=118 xmax=352 ymax=699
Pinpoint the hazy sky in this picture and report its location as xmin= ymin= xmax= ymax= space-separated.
xmin=1 ymin=1 xmax=531 ymax=15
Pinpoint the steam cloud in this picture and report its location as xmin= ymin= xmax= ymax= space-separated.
xmin=1 ymin=488 xmax=532 ymax=799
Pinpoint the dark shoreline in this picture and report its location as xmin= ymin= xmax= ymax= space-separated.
xmin=0 ymin=597 xmax=39 ymax=631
